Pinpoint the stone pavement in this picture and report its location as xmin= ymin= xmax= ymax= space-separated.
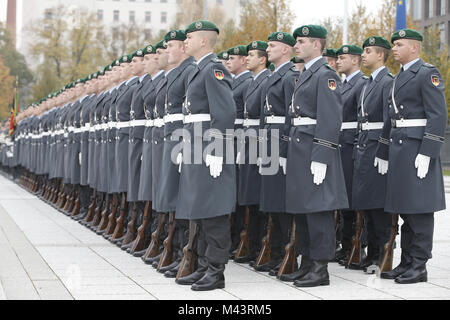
xmin=0 ymin=174 xmax=450 ymax=300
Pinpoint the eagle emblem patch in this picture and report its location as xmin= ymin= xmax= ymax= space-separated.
xmin=328 ymin=79 xmax=337 ymax=91
xmin=214 ymin=70 xmax=224 ymax=80
xmin=431 ymin=75 xmax=440 ymax=87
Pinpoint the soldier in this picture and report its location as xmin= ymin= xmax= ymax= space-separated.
xmin=226 ymin=45 xmax=253 ymax=260
xmin=157 ymin=30 xmax=196 ymax=277
xmin=237 ymin=40 xmax=271 ymax=265
xmin=175 ymin=20 xmax=236 ymax=291
xmin=255 ymin=32 xmax=299 ymax=276
xmin=377 ymin=29 xmax=447 ymax=284
xmin=217 ymin=51 xmax=230 ymax=69
xmin=351 ymin=37 xmax=394 ymax=272
xmin=291 ymin=56 xmax=305 ymax=72
xmin=286 ymin=25 xmax=348 ymax=287
xmin=323 ymin=48 xmax=338 ymax=70
xmin=334 ymin=44 xmax=368 ymax=264
xmin=139 ymin=42 xmax=166 ymax=263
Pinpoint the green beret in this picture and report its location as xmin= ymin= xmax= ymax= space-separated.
xmin=247 ymin=40 xmax=268 ymax=52
xmin=291 ymin=57 xmax=305 ymax=64
xmin=391 ymin=28 xmax=423 ymax=43
xmin=337 ymin=44 xmax=363 ymax=56
xmin=322 ymin=48 xmax=337 ymax=58
xmin=155 ymin=40 xmax=166 ymax=51
xmin=119 ymin=54 xmax=132 ymax=64
xmin=143 ymin=44 xmax=156 ymax=55
xmin=165 ymin=30 xmax=186 ymax=42
xmin=362 ymin=36 xmax=391 ymax=50
xmin=185 ymin=20 xmax=219 ymax=34
xmin=227 ymin=45 xmax=247 ymax=56
xmin=132 ymin=49 xmax=144 ymax=58
xmin=268 ymin=32 xmax=296 ymax=47
xmin=293 ymin=25 xmax=327 ymax=39
xmin=217 ymin=51 xmax=229 ymax=60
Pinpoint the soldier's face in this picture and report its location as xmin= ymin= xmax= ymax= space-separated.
xmin=336 ymin=54 xmax=354 ymax=74
xmin=392 ymin=39 xmax=418 ymax=64
xmin=157 ymin=48 xmax=169 ymax=69
xmin=361 ymin=47 xmax=379 ymax=69
xmin=167 ymin=40 xmax=184 ymax=65
xmin=294 ymin=37 xmax=314 ymax=61
xmin=246 ymin=50 xmax=261 ymax=72
xmin=184 ymin=33 xmax=200 ymax=57
xmin=267 ymin=41 xmax=285 ymax=63
xmin=326 ymin=57 xmax=337 ymax=70
xmin=227 ymin=55 xmax=245 ymax=74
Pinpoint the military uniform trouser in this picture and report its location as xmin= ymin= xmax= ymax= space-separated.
xmin=364 ymin=209 xmax=391 ymax=249
xmin=196 ymin=215 xmax=231 ymax=265
xmin=400 ymin=213 xmax=434 ymax=262
xmin=296 ymin=211 xmax=336 ymax=261
xmin=269 ymin=212 xmax=292 ymax=262
xmin=339 ymin=210 xmax=369 ymax=251
xmin=173 ymin=219 xmax=189 ymax=261
xmin=80 ymin=186 xmax=92 ymax=212
xmin=247 ymin=205 xmax=265 ymax=257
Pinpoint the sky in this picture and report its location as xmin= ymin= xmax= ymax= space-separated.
xmin=0 ymin=0 xmax=384 ymax=28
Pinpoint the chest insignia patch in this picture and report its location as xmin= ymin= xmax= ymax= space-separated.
xmin=328 ymin=79 xmax=337 ymax=91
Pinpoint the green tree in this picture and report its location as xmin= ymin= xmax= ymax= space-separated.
xmin=0 ymin=57 xmax=15 ymax=120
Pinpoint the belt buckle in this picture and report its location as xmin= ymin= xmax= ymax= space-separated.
xmin=391 ymin=119 xmax=397 ymax=128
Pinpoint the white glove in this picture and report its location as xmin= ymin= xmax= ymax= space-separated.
xmin=311 ymin=161 xmax=327 ymax=185
xmin=236 ymin=152 xmax=242 ymax=165
xmin=176 ymin=152 xmax=182 ymax=173
xmin=257 ymin=157 xmax=262 ymax=175
xmin=415 ymin=154 xmax=431 ymax=179
xmin=374 ymin=157 xmax=389 ymax=175
xmin=79 ymin=152 xmax=82 ymax=166
xmin=205 ymin=154 xmax=223 ymax=179
xmin=279 ymin=157 xmax=287 ymax=175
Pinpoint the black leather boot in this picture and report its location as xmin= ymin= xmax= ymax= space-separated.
xmin=176 ymin=257 xmax=208 ymax=285
xmin=294 ymin=260 xmax=330 ymax=287
xmin=279 ymin=256 xmax=312 ymax=282
xmin=254 ymin=259 xmax=280 ymax=272
xmin=133 ymin=249 xmax=147 ymax=258
xmin=142 ymin=252 xmax=162 ymax=265
xmin=158 ymin=260 xmax=180 ymax=274
xmin=381 ymin=251 xmax=412 ymax=279
xmin=395 ymin=258 xmax=427 ymax=284
xmin=191 ymin=262 xmax=225 ymax=291
xmin=234 ymin=253 xmax=257 ymax=264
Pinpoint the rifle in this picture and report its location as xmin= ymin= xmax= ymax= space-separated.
xmin=255 ymin=214 xmax=273 ymax=267
xmin=121 ymin=202 xmax=138 ymax=246
xmin=346 ymin=211 xmax=365 ymax=268
xmin=142 ymin=213 xmax=166 ymax=260
xmin=71 ymin=186 xmax=81 ymax=216
xmin=379 ymin=214 xmax=399 ymax=273
xmin=130 ymin=201 xmax=153 ymax=254
xmin=63 ymin=185 xmax=74 ymax=212
xmin=96 ymin=194 xmax=111 ymax=233
xmin=87 ymin=189 xmax=97 ymax=220
xmin=103 ymin=193 xmax=119 ymax=237
xmin=334 ymin=210 xmax=340 ymax=234
xmin=56 ymin=180 xmax=66 ymax=207
xmin=277 ymin=216 xmax=297 ymax=278
xmin=90 ymin=192 xmax=106 ymax=228
xmin=83 ymin=192 xmax=102 ymax=224
xmin=157 ymin=212 xmax=176 ymax=270
xmin=176 ymin=221 xmax=198 ymax=280
xmin=111 ymin=192 xmax=128 ymax=240
xmin=234 ymin=206 xmax=250 ymax=260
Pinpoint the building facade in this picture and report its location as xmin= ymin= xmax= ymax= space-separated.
xmin=410 ymin=0 xmax=450 ymax=47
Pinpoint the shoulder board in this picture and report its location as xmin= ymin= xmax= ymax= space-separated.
xmin=423 ymin=63 xmax=435 ymax=68
xmin=388 ymin=73 xmax=395 ymax=78
xmin=211 ymin=58 xmax=221 ymax=63
xmin=362 ymin=75 xmax=369 ymax=80
xmin=290 ymin=66 xmax=298 ymax=72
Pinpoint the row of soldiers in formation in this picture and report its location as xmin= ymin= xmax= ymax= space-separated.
xmin=0 ymin=21 xmax=447 ymax=291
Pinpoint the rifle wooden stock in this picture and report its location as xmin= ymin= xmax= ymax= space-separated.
xmin=346 ymin=211 xmax=365 ymax=268
xmin=143 ymin=213 xmax=166 ymax=260
xmin=277 ymin=216 xmax=297 ymax=277
xmin=130 ymin=201 xmax=152 ymax=254
xmin=111 ymin=192 xmax=127 ymax=240
xmin=121 ymin=202 xmax=138 ymax=246
xmin=157 ymin=213 xmax=176 ymax=270
xmin=71 ymin=186 xmax=81 ymax=216
xmin=96 ymin=194 xmax=110 ymax=232
xmin=176 ymin=221 xmax=198 ymax=280
xmin=379 ymin=214 xmax=399 ymax=273
xmin=334 ymin=210 xmax=340 ymax=234
xmin=255 ymin=214 xmax=273 ymax=267
xmin=104 ymin=194 xmax=119 ymax=236
xmin=63 ymin=186 xmax=74 ymax=211
xmin=235 ymin=206 xmax=250 ymax=259
xmin=87 ymin=190 xmax=97 ymax=220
